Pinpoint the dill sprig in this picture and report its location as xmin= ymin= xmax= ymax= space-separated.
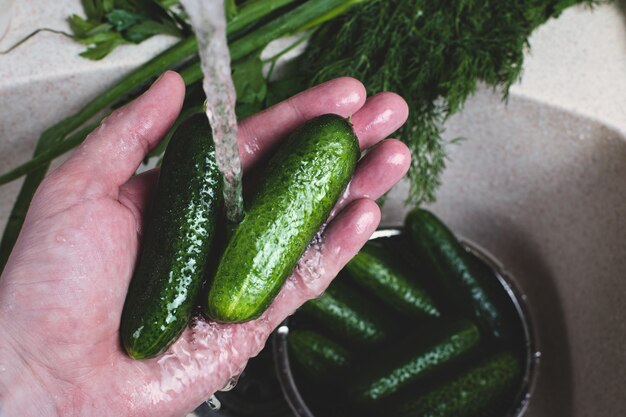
xmin=299 ymin=0 xmax=607 ymax=203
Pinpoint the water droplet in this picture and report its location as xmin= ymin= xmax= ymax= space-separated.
xmin=277 ymin=325 xmax=289 ymax=336
xmin=533 ymin=351 xmax=542 ymax=360
xmin=205 ymin=394 xmax=221 ymax=410
xmin=219 ymin=374 xmax=240 ymax=392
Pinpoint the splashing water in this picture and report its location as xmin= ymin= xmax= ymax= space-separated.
xmin=143 ymin=3 xmax=335 ymax=407
xmin=205 ymin=394 xmax=221 ymax=410
xmin=218 ymin=374 xmax=240 ymax=392
xmin=181 ymin=0 xmax=244 ymax=225
xmin=140 ymin=233 xmax=330 ymax=408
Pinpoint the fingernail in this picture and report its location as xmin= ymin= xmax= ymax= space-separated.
xmin=151 ymin=71 xmax=170 ymax=87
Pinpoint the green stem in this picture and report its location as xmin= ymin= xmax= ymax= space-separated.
xmin=228 ymin=0 xmax=298 ymax=34
xmin=230 ymin=0 xmax=351 ymax=60
xmin=0 ymin=28 xmax=74 ymax=55
xmin=179 ymin=58 xmax=203 ymax=84
xmin=180 ymin=0 xmax=357 ymax=85
xmin=0 ymin=121 xmax=102 ymax=186
xmin=298 ymin=0 xmax=366 ymax=31
xmin=0 ymin=0 xmax=326 ymax=190
xmin=0 ymin=36 xmax=198 ymax=270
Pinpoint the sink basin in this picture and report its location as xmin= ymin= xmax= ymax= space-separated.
xmin=0 ymin=4 xmax=624 ymax=417
xmin=382 ymin=89 xmax=626 ymax=417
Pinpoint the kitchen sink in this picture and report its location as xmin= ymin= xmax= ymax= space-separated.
xmin=192 ymin=88 xmax=626 ymax=417
xmin=383 ymin=89 xmax=626 ymax=417
xmin=0 ymin=4 xmax=624 ymax=416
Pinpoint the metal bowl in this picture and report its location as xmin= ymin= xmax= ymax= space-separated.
xmin=273 ymin=227 xmax=539 ymax=417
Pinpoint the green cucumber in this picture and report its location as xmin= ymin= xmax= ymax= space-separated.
xmin=207 ymin=114 xmax=360 ymax=322
xmin=121 ymin=113 xmax=222 ymax=359
xmin=288 ymin=330 xmax=352 ymax=381
xmin=298 ymin=279 xmax=389 ymax=345
xmin=345 ymin=242 xmax=440 ymax=318
xmin=395 ymin=352 xmax=523 ymax=417
xmin=405 ymin=208 xmax=518 ymax=340
xmin=351 ymin=319 xmax=480 ymax=404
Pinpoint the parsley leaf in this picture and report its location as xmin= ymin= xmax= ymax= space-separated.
xmin=69 ymin=0 xmax=187 ymax=60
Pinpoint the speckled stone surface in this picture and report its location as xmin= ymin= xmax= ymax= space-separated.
xmin=0 ymin=2 xmax=625 ymax=416
xmin=0 ymin=0 xmax=179 ymax=233
xmin=383 ymin=90 xmax=626 ymax=416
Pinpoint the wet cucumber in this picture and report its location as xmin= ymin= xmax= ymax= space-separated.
xmin=207 ymin=114 xmax=360 ymax=323
xmin=345 ymin=242 xmax=440 ymax=318
xmin=288 ymin=330 xmax=352 ymax=381
xmin=121 ymin=114 xmax=222 ymax=359
xmin=405 ymin=208 xmax=517 ymax=340
xmin=351 ymin=319 xmax=480 ymax=404
xmin=298 ymin=279 xmax=389 ymax=346
xmin=395 ymin=352 xmax=523 ymax=417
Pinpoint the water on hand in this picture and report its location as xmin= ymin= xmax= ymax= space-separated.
xmin=181 ymin=0 xmax=244 ymax=225
xmin=152 ymin=4 xmax=333 ymax=407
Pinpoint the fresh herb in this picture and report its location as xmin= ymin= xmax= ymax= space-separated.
xmin=298 ymin=0 xmax=608 ymax=203
xmin=68 ymin=0 xmax=189 ymax=59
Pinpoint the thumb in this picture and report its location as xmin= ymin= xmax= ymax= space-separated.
xmin=47 ymin=71 xmax=185 ymax=200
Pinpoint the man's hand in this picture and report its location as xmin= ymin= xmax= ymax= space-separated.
xmin=0 ymin=72 xmax=410 ymax=417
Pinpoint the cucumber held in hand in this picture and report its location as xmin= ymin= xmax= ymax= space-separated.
xmin=207 ymin=114 xmax=360 ymax=323
xmin=121 ymin=113 xmax=222 ymax=359
xmin=346 ymin=242 xmax=440 ymax=318
xmin=351 ymin=319 xmax=479 ymax=404
xmin=298 ymin=279 xmax=389 ymax=346
xmin=405 ymin=208 xmax=518 ymax=340
xmin=289 ymin=330 xmax=352 ymax=382
xmin=395 ymin=352 xmax=523 ymax=417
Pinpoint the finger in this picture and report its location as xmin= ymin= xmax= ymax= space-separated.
xmin=279 ymin=198 xmax=382 ymax=306
xmin=351 ymin=92 xmax=409 ymax=150
xmin=330 ymin=139 xmax=410 ymax=218
xmin=118 ymin=168 xmax=160 ymax=234
xmin=139 ymin=199 xmax=381 ymax=414
xmin=54 ymin=71 xmax=185 ymax=197
xmin=238 ymin=77 xmax=366 ymax=170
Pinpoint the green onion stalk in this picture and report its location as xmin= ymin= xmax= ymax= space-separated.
xmin=0 ymin=0 xmax=364 ymax=269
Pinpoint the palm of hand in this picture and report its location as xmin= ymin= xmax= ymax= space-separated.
xmin=0 ymin=73 xmax=409 ymax=417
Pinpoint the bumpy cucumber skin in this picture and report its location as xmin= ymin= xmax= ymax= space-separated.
xmin=352 ymin=319 xmax=480 ymax=403
xmin=207 ymin=114 xmax=359 ymax=323
xmin=289 ymin=330 xmax=352 ymax=381
xmin=405 ymin=208 xmax=516 ymax=340
xmin=121 ymin=114 xmax=222 ymax=359
xmin=346 ymin=243 xmax=440 ymax=318
xmin=396 ymin=352 xmax=522 ymax=417
xmin=299 ymin=280 xmax=389 ymax=345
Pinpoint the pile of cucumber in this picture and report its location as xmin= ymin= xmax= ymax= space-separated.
xmin=121 ymin=113 xmax=360 ymax=359
xmin=287 ymin=210 xmax=529 ymax=417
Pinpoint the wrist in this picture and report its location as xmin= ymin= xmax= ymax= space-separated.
xmin=0 ymin=319 xmax=59 ymax=417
